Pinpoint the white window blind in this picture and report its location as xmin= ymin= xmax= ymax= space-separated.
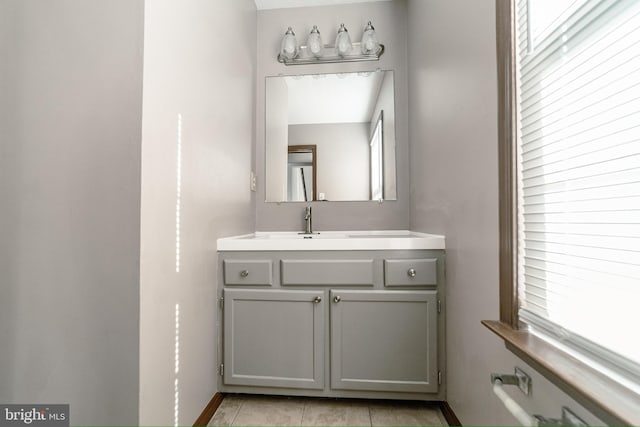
xmin=515 ymin=0 xmax=640 ymax=378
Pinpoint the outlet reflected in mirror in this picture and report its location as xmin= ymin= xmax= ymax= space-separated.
xmin=265 ymin=70 xmax=397 ymax=202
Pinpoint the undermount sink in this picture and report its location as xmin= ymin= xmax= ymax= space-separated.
xmin=217 ymin=230 xmax=445 ymax=251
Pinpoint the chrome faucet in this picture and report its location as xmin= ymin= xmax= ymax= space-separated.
xmin=303 ymin=206 xmax=313 ymax=234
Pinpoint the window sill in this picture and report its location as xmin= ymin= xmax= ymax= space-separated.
xmin=482 ymin=320 xmax=639 ymax=426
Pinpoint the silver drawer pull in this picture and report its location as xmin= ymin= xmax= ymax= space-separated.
xmin=333 ymin=295 xmax=341 ymax=303
xmin=407 ymin=268 xmax=417 ymax=277
xmin=313 ymin=296 xmax=322 ymax=303
xmin=240 ymin=270 xmax=249 ymax=278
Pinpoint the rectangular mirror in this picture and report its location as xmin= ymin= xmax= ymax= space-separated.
xmin=265 ymin=70 xmax=397 ymax=202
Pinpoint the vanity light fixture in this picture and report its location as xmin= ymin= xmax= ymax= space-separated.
xmin=360 ymin=21 xmax=379 ymax=54
xmin=280 ymin=27 xmax=299 ymax=60
xmin=308 ymin=25 xmax=323 ymax=58
xmin=277 ymin=21 xmax=384 ymax=65
xmin=335 ymin=23 xmax=353 ymax=56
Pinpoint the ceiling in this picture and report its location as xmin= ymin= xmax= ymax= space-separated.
xmin=254 ymin=0 xmax=391 ymax=10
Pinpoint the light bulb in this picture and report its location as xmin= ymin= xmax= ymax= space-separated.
xmin=335 ymin=23 xmax=352 ymax=57
xmin=280 ymin=27 xmax=298 ymax=60
xmin=308 ymin=25 xmax=323 ymax=58
xmin=361 ymin=21 xmax=379 ymax=54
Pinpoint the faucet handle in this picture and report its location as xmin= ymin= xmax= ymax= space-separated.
xmin=303 ymin=206 xmax=313 ymax=234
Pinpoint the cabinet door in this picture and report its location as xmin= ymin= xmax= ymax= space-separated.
xmin=223 ymin=289 xmax=324 ymax=389
xmin=330 ymin=290 xmax=438 ymax=393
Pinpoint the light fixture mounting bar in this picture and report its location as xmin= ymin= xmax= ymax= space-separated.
xmin=277 ymin=43 xmax=384 ymax=65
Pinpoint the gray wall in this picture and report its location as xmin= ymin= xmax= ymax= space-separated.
xmin=369 ymin=71 xmax=397 ymax=200
xmin=406 ymin=1 xmax=605 ymax=425
xmin=0 ymin=1 xmax=143 ymax=425
xmin=289 ymin=123 xmax=370 ymax=201
xmin=256 ymin=0 xmax=409 ymax=231
xmin=139 ymin=0 xmax=256 ymax=425
xmin=265 ymin=77 xmax=289 ymax=202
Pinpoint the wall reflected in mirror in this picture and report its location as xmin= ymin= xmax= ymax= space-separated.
xmin=265 ymin=70 xmax=397 ymax=202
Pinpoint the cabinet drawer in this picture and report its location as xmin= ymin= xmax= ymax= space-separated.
xmin=281 ymin=259 xmax=374 ymax=286
xmin=223 ymin=260 xmax=272 ymax=285
xmin=384 ymin=259 xmax=437 ymax=287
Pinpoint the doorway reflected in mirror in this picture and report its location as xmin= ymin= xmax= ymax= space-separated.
xmin=287 ymin=145 xmax=317 ymax=202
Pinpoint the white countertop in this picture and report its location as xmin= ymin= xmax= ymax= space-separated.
xmin=217 ymin=230 xmax=446 ymax=251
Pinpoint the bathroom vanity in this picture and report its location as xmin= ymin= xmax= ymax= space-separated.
xmin=216 ymin=231 xmax=446 ymax=401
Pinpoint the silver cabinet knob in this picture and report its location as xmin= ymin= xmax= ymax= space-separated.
xmin=334 ymin=295 xmax=341 ymax=303
xmin=313 ymin=296 xmax=322 ymax=303
xmin=240 ymin=270 xmax=249 ymax=278
xmin=407 ymin=268 xmax=417 ymax=277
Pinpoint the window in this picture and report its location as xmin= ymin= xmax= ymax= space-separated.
xmin=515 ymin=0 xmax=640 ymax=375
xmin=370 ymin=111 xmax=384 ymax=201
xmin=495 ymin=0 xmax=640 ymax=421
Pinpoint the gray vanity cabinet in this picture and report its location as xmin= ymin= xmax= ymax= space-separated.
xmin=223 ymin=288 xmax=325 ymax=389
xmin=218 ymin=249 xmax=446 ymax=400
xmin=330 ymin=290 xmax=438 ymax=393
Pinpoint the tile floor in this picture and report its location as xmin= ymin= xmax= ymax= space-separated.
xmin=209 ymin=394 xmax=448 ymax=426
